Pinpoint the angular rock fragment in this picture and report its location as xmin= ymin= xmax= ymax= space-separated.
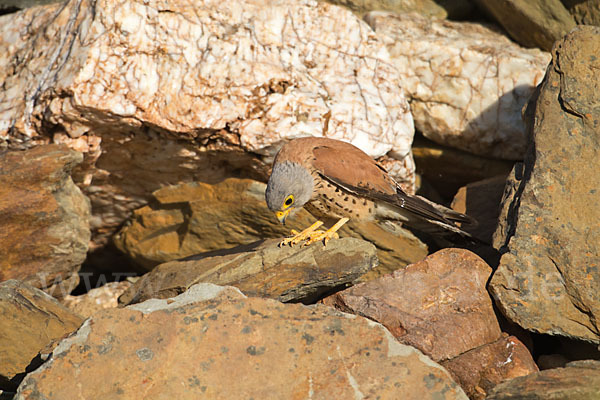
xmin=61 ymin=281 xmax=132 ymax=318
xmin=490 ymin=26 xmax=600 ymax=343
xmin=119 ymin=237 xmax=377 ymax=305
xmin=365 ymin=11 xmax=550 ymax=159
xmin=0 ymin=145 xmax=90 ymax=298
xmin=0 ymin=280 xmax=84 ymax=391
xmin=323 ymin=248 xmax=502 ymax=361
xmin=15 ymin=283 xmax=468 ymax=399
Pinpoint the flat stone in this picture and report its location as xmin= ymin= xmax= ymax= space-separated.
xmin=0 ymin=280 xmax=84 ymax=391
xmin=322 ymin=248 xmax=502 ymax=361
xmin=490 ymin=26 xmax=600 ymax=343
xmin=61 ymin=281 xmax=132 ymax=318
xmin=114 ymin=178 xmax=427 ymax=276
xmin=0 ymin=145 xmax=90 ymax=298
xmin=119 ymin=237 xmax=377 ymax=305
xmin=15 ymin=283 xmax=468 ymax=399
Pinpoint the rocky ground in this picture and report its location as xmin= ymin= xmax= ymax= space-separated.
xmin=1 ymin=0 xmax=599 ymax=399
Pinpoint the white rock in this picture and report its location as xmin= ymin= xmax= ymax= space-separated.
xmin=365 ymin=12 xmax=551 ymax=160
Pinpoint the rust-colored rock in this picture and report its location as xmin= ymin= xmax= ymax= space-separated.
xmin=441 ymin=335 xmax=539 ymax=399
xmin=322 ymin=248 xmax=501 ymax=361
xmin=118 ymin=237 xmax=377 ymax=305
xmin=0 ymin=280 xmax=84 ymax=391
xmin=0 ymin=145 xmax=90 ymax=298
xmin=15 ymin=283 xmax=468 ymax=399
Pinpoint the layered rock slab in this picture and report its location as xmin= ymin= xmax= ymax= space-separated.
xmin=365 ymin=11 xmax=550 ymax=160
xmin=490 ymin=26 xmax=600 ymax=343
xmin=114 ymin=178 xmax=427 ymax=276
xmin=119 ymin=237 xmax=377 ymax=305
xmin=0 ymin=280 xmax=84 ymax=391
xmin=16 ymin=283 xmax=468 ymax=399
xmin=0 ymin=145 xmax=90 ymax=297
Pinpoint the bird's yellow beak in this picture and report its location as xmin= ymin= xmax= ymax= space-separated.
xmin=275 ymin=208 xmax=292 ymax=225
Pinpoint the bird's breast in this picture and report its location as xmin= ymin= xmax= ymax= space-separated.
xmin=305 ymin=178 xmax=376 ymax=222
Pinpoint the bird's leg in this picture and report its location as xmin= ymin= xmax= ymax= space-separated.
xmin=303 ymin=217 xmax=350 ymax=246
xmin=279 ymin=220 xmax=324 ymax=247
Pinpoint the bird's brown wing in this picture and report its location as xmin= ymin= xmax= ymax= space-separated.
xmin=311 ymin=142 xmax=397 ymax=195
xmin=312 ymin=143 xmax=476 ymax=230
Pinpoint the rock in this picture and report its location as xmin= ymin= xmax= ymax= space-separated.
xmin=15 ymin=283 xmax=468 ymax=399
xmin=61 ymin=281 xmax=132 ymax=318
xmin=0 ymin=0 xmax=59 ymax=14
xmin=0 ymin=280 xmax=84 ymax=391
xmin=566 ymin=0 xmax=600 ymax=25
xmin=0 ymin=0 xmax=416 ymax=246
xmin=441 ymin=335 xmax=539 ymax=399
xmin=451 ymin=175 xmax=508 ymax=244
xmin=119 ymin=237 xmax=377 ymax=305
xmin=473 ymin=0 xmax=575 ymax=51
xmin=0 ymin=145 xmax=90 ymax=298
xmin=114 ymin=178 xmax=427 ymax=275
xmin=412 ymin=134 xmax=514 ymax=199
xmin=365 ymin=11 xmax=551 ymax=160
xmin=490 ymin=27 xmax=600 ymax=343
xmin=322 ymin=248 xmax=501 ymax=361
xmin=486 ymin=360 xmax=600 ymax=400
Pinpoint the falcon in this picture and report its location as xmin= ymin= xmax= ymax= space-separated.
xmin=265 ymin=137 xmax=476 ymax=246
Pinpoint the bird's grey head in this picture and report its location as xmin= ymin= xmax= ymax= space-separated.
xmin=265 ymin=161 xmax=314 ymax=224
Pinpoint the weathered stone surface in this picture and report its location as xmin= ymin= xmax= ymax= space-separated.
xmin=0 ymin=280 xmax=84 ymax=391
xmin=412 ymin=134 xmax=514 ymax=199
xmin=323 ymin=248 xmax=501 ymax=361
xmin=0 ymin=145 xmax=90 ymax=298
xmin=61 ymin=281 xmax=132 ymax=318
xmin=451 ymin=175 xmax=508 ymax=244
xmin=566 ymin=0 xmax=600 ymax=25
xmin=114 ymin=178 xmax=427 ymax=275
xmin=119 ymin=237 xmax=377 ymax=305
xmin=365 ymin=11 xmax=550 ymax=160
xmin=474 ymin=0 xmax=576 ymax=51
xmin=490 ymin=27 xmax=600 ymax=343
xmin=487 ymin=360 xmax=600 ymax=400
xmin=16 ymin=283 xmax=468 ymax=399
xmin=324 ymin=0 xmax=448 ymax=18
xmin=0 ymin=0 xmax=59 ymax=14
xmin=441 ymin=335 xmax=538 ymax=400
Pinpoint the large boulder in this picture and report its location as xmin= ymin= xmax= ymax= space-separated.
xmin=118 ymin=237 xmax=377 ymax=305
xmin=15 ymin=283 xmax=468 ymax=399
xmin=0 ymin=0 xmax=416 ymax=247
xmin=491 ymin=26 xmax=600 ymax=343
xmin=365 ymin=11 xmax=550 ymax=160
xmin=0 ymin=280 xmax=84 ymax=391
xmin=0 ymin=145 xmax=90 ymax=298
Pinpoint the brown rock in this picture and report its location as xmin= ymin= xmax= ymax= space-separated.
xmin=451 ymin=174 xmax=508 ymax=244
xmin=441 ymin=335 xmax=539 ymax=399
xmin=474 ymin=0 xmax=575 ymax=51
xmin=114 ymin=178 xmax=427 ymax=276
xmin=119 ymin=237 xmax=377 ymax=305
xmin=322 ymin=248 xmax=501 ymax=361
xmin=61 ymin=281 xmax=132 ymax=318
xmin=15 ymin=283 xmax=469 ymax=399
xmin=486 ymin=360 xmax=600 ymax=400
xmin=0 ymin=145 xmax=90 ymax=298
xmin=565 ymin=0 xmax=600 ymax=25
xmin=490 ymin=26 xmax=600 ymax=343
xmin=0 ymin=280 xmax=84 ymax=391
xmin=323 ymin=0 xmax=448 ymax=18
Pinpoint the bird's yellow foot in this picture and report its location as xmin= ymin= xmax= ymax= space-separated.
xmin=279 ymin=220 xmax=324 ymax=247
xmin=302 ymin=217 xmax=350 ymax=247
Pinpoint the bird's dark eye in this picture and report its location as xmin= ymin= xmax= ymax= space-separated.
xmin=284 ymin=195 xmax=294 ymax=207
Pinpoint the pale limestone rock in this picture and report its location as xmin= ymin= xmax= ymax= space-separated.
xmin=365 ymin=12 xmax=551 ymax=160
xmin=0 ymin=0 xmax=415 ymax=246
